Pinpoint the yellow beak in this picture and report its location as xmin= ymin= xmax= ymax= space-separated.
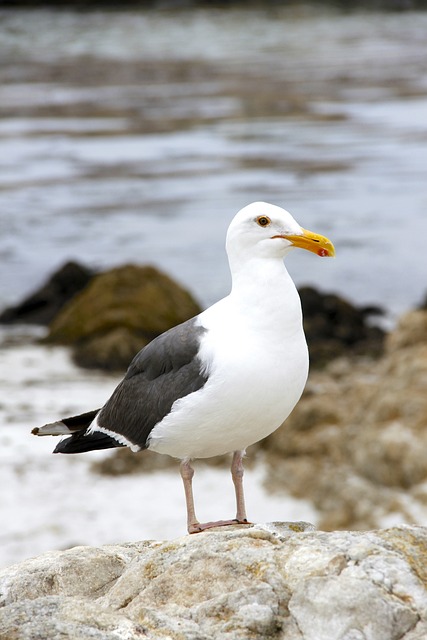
xmin=273 ymin=228 xmax=336 ymax=258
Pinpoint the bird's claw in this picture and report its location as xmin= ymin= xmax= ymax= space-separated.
xmin=188 ymin=519 xmax=252 ymax=534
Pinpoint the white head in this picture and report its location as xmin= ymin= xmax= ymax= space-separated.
xmin=226 ymin=202 xmax=335 ymax=268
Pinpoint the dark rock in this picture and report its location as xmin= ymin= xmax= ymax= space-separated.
xmin=45 ymin=264 xmax=202 ymax=371
xmin=418 ymin=291 xmax=427 ymax=310
xmin=0 ymin=261 xmax=94 ymax=326
xmin=299 ymin=286 xmax=386 ymax=366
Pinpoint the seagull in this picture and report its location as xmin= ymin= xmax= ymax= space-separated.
xmin=32 ymin=202 xmax=335 ymax=534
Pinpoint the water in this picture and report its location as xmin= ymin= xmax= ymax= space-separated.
xmin=1 ymin=7 xmax=426 ymax=317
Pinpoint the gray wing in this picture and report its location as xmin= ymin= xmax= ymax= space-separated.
xmin=97 ymin=318 xmax=208 ymax=449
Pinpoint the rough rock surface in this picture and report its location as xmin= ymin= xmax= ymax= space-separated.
xmin=262 ymin=309 xmax=427 ymax=531
xmin=45 ymin=264 xmax=202 ymax=370
xmin=1 ymin=523 xmax=426 ymax=640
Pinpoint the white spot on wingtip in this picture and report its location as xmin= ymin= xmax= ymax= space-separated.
xmin=32 ymin=421 xmax=72 ymax=436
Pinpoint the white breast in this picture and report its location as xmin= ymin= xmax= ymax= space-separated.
xmin=147 ymin=272 xmax=309 ymax=460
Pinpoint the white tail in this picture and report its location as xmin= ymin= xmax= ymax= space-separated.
xmin=32 ymin=421 xmax=71 ymax=437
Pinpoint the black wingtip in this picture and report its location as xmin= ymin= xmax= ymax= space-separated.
xmin=54 ymin=431 xmax=126 ymax=454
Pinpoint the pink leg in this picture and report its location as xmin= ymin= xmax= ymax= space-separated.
xmin=180 ymin=459 xmax=200 ymax=533
xmin=231 ymin=450 xmax=249 ymax=523
xmin=180 ymin=454 xmax=250 ymax=535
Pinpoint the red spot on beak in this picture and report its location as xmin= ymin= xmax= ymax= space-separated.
xmin=318 ymin=248 xmax=329 ymax=257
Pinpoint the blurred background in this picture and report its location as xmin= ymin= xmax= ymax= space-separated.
xmin=1 ymin=1 xmax=426 ymax=569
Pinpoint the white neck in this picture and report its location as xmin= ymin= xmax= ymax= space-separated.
xmin=227 ymin=255 xmax=303 ymax=336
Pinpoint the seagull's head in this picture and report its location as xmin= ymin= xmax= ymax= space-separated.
xmin=226 ymin=202 xmax=335 ymax=263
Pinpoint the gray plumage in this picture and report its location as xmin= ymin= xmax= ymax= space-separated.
xmin=96 ymin=318 xmax=208 ymax=449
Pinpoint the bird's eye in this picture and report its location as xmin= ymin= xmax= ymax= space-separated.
xmin=256 ymin=216 xmax=271 ymax=227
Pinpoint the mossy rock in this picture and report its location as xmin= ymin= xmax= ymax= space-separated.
xmin=73 ymin=327 xmax=150 ymax=371
xmin=46 ymin=264 xmax=202 ymax=371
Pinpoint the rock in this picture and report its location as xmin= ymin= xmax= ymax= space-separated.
xmin=418 ymin=291 xmax=427 ymax=310
xmin=261 ymin=309 xmax=427 ymax=531
xmin=0 ymin=524 xmax=426 ymax=640
xmin=299 ymin=286 xmax=385 ymax=366
xmin=73 ymin=326 xmax=147 ymax=371
xmin=386 ymin=309 xmax=427 ymax=351
xmin=350 ymin=312 xmax=427 ymax=490
xmin=0 ymin=261 xmax=93 ymax=326
xmin=45 ymin=264 xmax=202 ymax=370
